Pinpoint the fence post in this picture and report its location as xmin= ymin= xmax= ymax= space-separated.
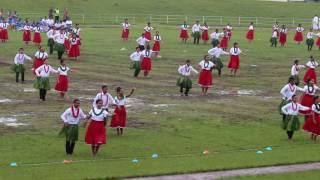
xmin=116 ymin=16 xmax=118 ymax=24
xmin=256 ymin=17 xmax=258 ymax=26
xmin=202 ymin=16 xmax=205 ymax=23
xmin=238 ymin=17 xmax=241 ymax=26
xmin=185 ymin=16 xmax=188 ymax=22
xmin=166 ymin=15 xmax=169 ymax=24
xmin=82 ymin=14 xmax=85 ymax=25
xmin=292 ymin=17 xmax=295 ymax=27
xmin=220 ymin=16 xmax=222 ymax=25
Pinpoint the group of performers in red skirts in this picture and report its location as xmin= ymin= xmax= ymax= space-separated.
xmin=280 ymin=56 xmax=320 ymax=141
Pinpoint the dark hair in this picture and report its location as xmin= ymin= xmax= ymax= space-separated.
xmin=294 ymin=59 xmax=299 ymax=64
xmin=136 ymin=46 xmax=140 ymax=50
xmin=116 ymin=87 xmax=122 ymax=93
xmin=96 ymin=99 xmax=103 ymax=104
xmin=314 ymin=96 xmax=319 ymax=102
xmin=186 ymin=59 xmax=191 ymax=63
xmin=233 ymin=42 xmax=238 ymax=46
xmin=288 ymin=76 xmax=295 ymax=82
xmin=101 ymin=85 xmax=107 ymax=89
xmin=291 ymin=94 xmax=296 ymax=99
xmin=73 ymin=98 xmax=80 ymax=103
xmin=19 ymin=48 xmax=24 ymax=51
xmin=60 ymin=59 xmax=64 ymax=65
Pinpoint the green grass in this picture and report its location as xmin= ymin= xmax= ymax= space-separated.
xmin=1 ymin=0 xmax=320 ymax=179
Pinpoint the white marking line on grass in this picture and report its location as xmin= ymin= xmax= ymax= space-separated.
xmin=129 ymin=162 xmax=320 ymax=180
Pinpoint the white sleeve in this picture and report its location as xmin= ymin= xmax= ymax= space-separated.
xmin=50 ymin=66 xmax=59 ymax=73
xmin=221 ymin=50 xmax=229 ymax=55
xmin=129 ymin=52 xmax=135 ymax=61
xmin=35 ymin=66 xmax=42 ymax=76
xmin=299 ymin=104 xmax=310 ymax=111
xmin=208 ymin=49 xmax=214 ymax=55
xmin=296 ymin=86 xmax=304 ymax=92
xmin=178 ymin=66 xmax=183 ymax=74
xmin=191 ymin=66 xmax=199 ymax=74
xmin=109 ymin=94 xmax=116 ymax=105
xmin=61 ymin=109 xmax=69 ymax=123
xmin=281 ymin=103 xmax=290 ymax=115
xmin=280 ymin=85 xmax=287 ymax=97
xmin=89 ymin=109 xmax=93 ymax=116
xmin=92 ymin=94 xmax=99 ymax=107
xmin=79 ymin=109 xmax=87 ymax=119
xmin=13 ymin=54 xmax=18 ymax=64
xmin=136 ymin=37 xmax=140 ymax=44
xmin=24 ymin=54 xmax=32 ymax=61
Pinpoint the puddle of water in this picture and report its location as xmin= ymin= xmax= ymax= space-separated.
xmin=0 ymin=99 xmax=23 ymax=103
xmin=0 ymin=117 xmax=29 ymax=127
xmin=24 ymin=88 xmax=37 ymax=92
xmin=149 ymin=104 xmax=176 ymax=108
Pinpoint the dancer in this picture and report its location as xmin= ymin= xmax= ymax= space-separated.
xmin=68 ymin=33 xmax=80 ymax=60
xmin=33 ymin=46 xmax=49 ymax=74
xmin=270 ymin=29 xmax=278 ymax=47
xmin=46 ymin=27 xmax=56 ymax=55
xmin=312 ymin=15 xmax=319 ymax=31
xmin=198 ymin=55 xmax=215 ymax=96
xmin=140 ymin=45 xmax=153 ymax=78
xmin=316 ymin=31 xmax=320 ymax=50
xmin=280 ymin=76 xmax=304 ymax=121
xmin=246 ymin=22 xmax=254 ymax=43
xmin=130 ymin=47 xmax=142 ymax=78
xmin=110 ymin=87 xmax=134 ymax=136
xmin=23 ymin=20 xmax=32 ymax=44
xmin=220 ymin=30 xmax=229 ymax=51
xmin=12 ymin=48 xmax=33 ymax=83
xmin=143 ymin=22 xmax=153 ymax=41
xmin=294 ymin=24 xmax=304 ymax=44
xmin=180 ymin=21 xmax=189 ymax=43
xmin=303 ymin=56 xmax=318 ymax=84
xmin=32 ymin=24 xmax=42 ymax=46
xmin=281 ymin=94 xmax=310 ymax=140
xmin=279 ymin=25 xmax=288 ymax=47
xmin=85 ymin=99 xmax=112 ymax=156
xmin=54 ymin=29 xmax=67 ymax=60
xmin=226 ymin=23 xmax=233 ymax=40
xmin=303 ymin=96 xmax=320 ymax=140
xmin=192 ymin=20 xmax=201 ymax=45
xmin=177 ymin=60 xmax=198 ymax=96
xmin=0 ymin=20 xmax=9 ymax=42
xmin=291 ymin=59 xmax=305 ymax=86
xmin=136 ymin=33 xmax=149 ymax=51
xmin=306 ymin=29 xmax=314 ymax=51
xmin=152 ymin=31 xmax=161 ymax=58
xmin=228 ymin=42 xmax=244 ymax=76
xmin=272 ymin=21 xmax=280 ymax=36
xmin=93 ymin=85 xmax=115 ymax=111
xmin=54 ymin=60 xmax=71 ymax=99
xmin=34 ymin=59 xmax=58 ymax=101
xmin=201 ymin=22 xmax=209 ymax=44
xmin=121 ymin=18 xmax=130 ymax=41
xmin=210 ymin=29 xmax=221 ymax=47
xmin=208 ymin=45 xmax=229 ymax=77
xmin=300 ymin=79 xmax=320 ymax=120
xmin=60 ymin=99 xmax=88 ymax=155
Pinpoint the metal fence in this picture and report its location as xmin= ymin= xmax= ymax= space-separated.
xmin=18 ymin=13 xmax=312 ymax=28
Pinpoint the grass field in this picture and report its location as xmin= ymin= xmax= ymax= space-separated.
xmin=1 ymin=0 xmax=320 ymax=179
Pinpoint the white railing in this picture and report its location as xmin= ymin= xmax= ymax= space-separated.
xmin=17 ymin=13 xmax=312 ymax=28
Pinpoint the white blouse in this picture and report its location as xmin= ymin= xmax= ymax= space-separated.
xmin=229 ymin=47 xmax=242 ymax=56
xmin=14 ymin=53 xmax=32 ymax=65
xmin=34 ymin=51 xmax=48 ymax=60
xmin=178 ymin=64 xmax=198 ymax=76
xmin=144 ymin=26 xmax=153 ymax=32
xmin=115 ymin=96 xmax=127 ymax=106
xmin=180 ymin=24 xmax=189 ymax=30
xmin=89 ymin=107 xmax=109 ymax=122
xmin=282 ymin=102 xmax=309 ymax=116
xmin=141 ymin=50 xmax=153 ymax=58
xmin=57 ymin=66 xmax=70 ymax=76
xmin=248 ymin=25 xmax=254 ymax=30
xmin=122 ymin=23 xmax=130 ymax=30
xmin=61 ymin=106 xmax=86 ymax=125
xmin=199 ymin=60 xmax=215 ymax=70
xmin=306 ymin=60 xmax=318 ymax=69
xmin=280 ymin=83 xmax=304 ymax=100
xmin=130 ymin=51 xmax=142 ymax=62
xmin=93 ymin=92 xmax=115 ymax=109
xmin=302 ymin=85 xmax=320 ymax=95
xmin=311 ymin=104 xmax=320 ymax=114
xmin=208 ymin=47 xmax=229 ymax=58
xmin=296 ymin=27 xmax=304 ymax=32
xmin=35 ymin=64 xmax=58 ymax=77
xmin=291 ymin=64 xmax=305 ymax=76
xmin=153 ymin=35 xmax=161 ymax=41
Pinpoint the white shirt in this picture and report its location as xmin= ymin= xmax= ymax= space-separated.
xmin=192 ymin=24 xmax=201 ymax=32
xmin=46 ymin=19 xmax=54 ymax=26
xmin=14 ymin=53 xmax=32 ymax=65
xmin=0 ymin=22 xmax=9 ymax=29
xmin=291 ymin=64 xmax=305 ymax=76
xmin=114 ymin=96 xmax=127 ymax=106
xmin=281 ymin=102 xmax=309 ymax=116
xmin=34 ymin=51 xmax=48 ymax=60
xmin=93 ymin=92 xmax=115 ymax=109
xmin=199 ymin=60 xmax=215 ymax=70
xmin=208 ymin=47 xmax=229 ymax=58
xmin=313 ymin=16 xmax=319 ymax=25
xmin=296 ymin=27 xmax=304 ymax=32
xmin=130 ymin=51 xmax=142 ymax=62
xmin=61 ymin=106 xmax=86 ymax=125
xmin=122 ymin=22 xmax=130 ymax=30
xmin=54 ymin=33 xmax=67 ymax=44
xmin=136 ymin=37 xmax=149 ymax=46
xmin=201 ymin=25 xmax=209 ymax=31
xmin=153 ymin=35 xmax=161 ymax=41
xmin=280 ymin=83 xmax=304 ymax=100
xmin=272 ymin=31 xmax=278 ymax=38
xmin=312 ymin=104 xmax=320 ymax=114
xmin=33 ymin=26 xmax=41 ymax=33
xmin=57 ymin=66 xmax=70 ymax=76
xmin=144 ymin=26 xmax=153 ymax=32
xmin=306 ymin=60 xmax=319 ymax=69
xmin=35 ymin=64 xmax=58 ymax=77
xmin=23 ymin=25 xmax=31 ymax=31
xmin=229 ymin=47 xmax=242 ymax=56
xmin=141 ymin=50 xmax=153 ymax=58
xmin=180 ymin=24 xmax=189 ymax=30
xmin=66 ymin=20 xmax=73 ymax=26
xmin=54 ymin=23 xmax=62 ymax=29
xmin=248 ymin=25 xmax=254 ymax=30
xmin=70 ymin=37 xmax=80 ymax=45
xmin=302 ymin=85 xmax=320 ymax=95
xmin=280 ymin=28 xmax=288 ymax=34
xmin=73 ymin=28 xmax=81 ymax=36
xmin=226 ymin=25 xmax=232 ymax=31
xmin=178 ymin=64 xmax=198 ymax=76
xmin=210 ymin=32 xmax=222 ymax=39
xmin=46 ymin=29 xmax=56 ymax=39
xmin=89 ymin=107 xmax=109 ymax=122
xmin=307 ymin=32 xmax=314 ymax=39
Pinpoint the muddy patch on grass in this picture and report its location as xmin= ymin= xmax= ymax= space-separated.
xmin=0 ymin=98 xmax=23 ymax=104
xmin=23 ymin=88 xmax=37 ymax=92
xmin=127 ymin=119 xmax=159 ymax=129
xmin=0 ymin=60 xmax=11 ymax=66
xmin=214 ymin=89 xmax=263 ymax=96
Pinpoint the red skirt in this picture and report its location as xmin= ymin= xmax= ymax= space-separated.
xmin=23 ymin=30 xmax=31 ymax=42
xmin=303 ymin=113 xmax=320 ymax=135
xmin=68 ymin=44 xmax=80 ymax=58
xmin=1 ymin=29 xmax=8 ymax=40
xmin=110 ymin=106 xmax=127 ymax=128
xmin=316 ymin=38 xmax=320 ymax=47
xmin=0 ymin=28 xmax=3 ymax=39
xmin=279 ymin=32 xmax=287 ymax=45
xmin=180 ymin=30 xmax=189 ymax=39
xmin=55 ymin=75 xmax=69 ymax=92
xmin=64 ymin=39 xmax=71 ymax=50
xmin=198 ymin=69 xmax=213 ymax=87
xmin=227 ymin=31 xmax=232 ymax=39
xmin=228 ymin=55 xmax=240 ymax=69
xmin=294 ymin=32 xmax=303 ymax=42
xmin=77 ymin=39 xmax=81 ymax=46
xmin=33 ymin=32 xmax=41 ymax=43
xmin=202 ymin=30 xmax=209 ymax=41
xmin=246 ymin=30 xmax=254 ymax=40
xmin=304 ymin=68 xmax=317 ymax=84
xmin=152 ymin=41 xmax=160 ymax=52
xmin=299 ymin=94 xmax=313 ymax=115
xmin=141 ymin=57 xmax=152 ymax=71
xmin=144 ymin=31 xmax=151 ymax=40
xmin=121 ymin=29 xmax=129 ymax=38
xmin=85 ymin=120 xmax=106 ymax=145
xmin=33 ymin=59 xmax=44 ymax=74
xmin=220 ymin=36 xmax=228 ymax=49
